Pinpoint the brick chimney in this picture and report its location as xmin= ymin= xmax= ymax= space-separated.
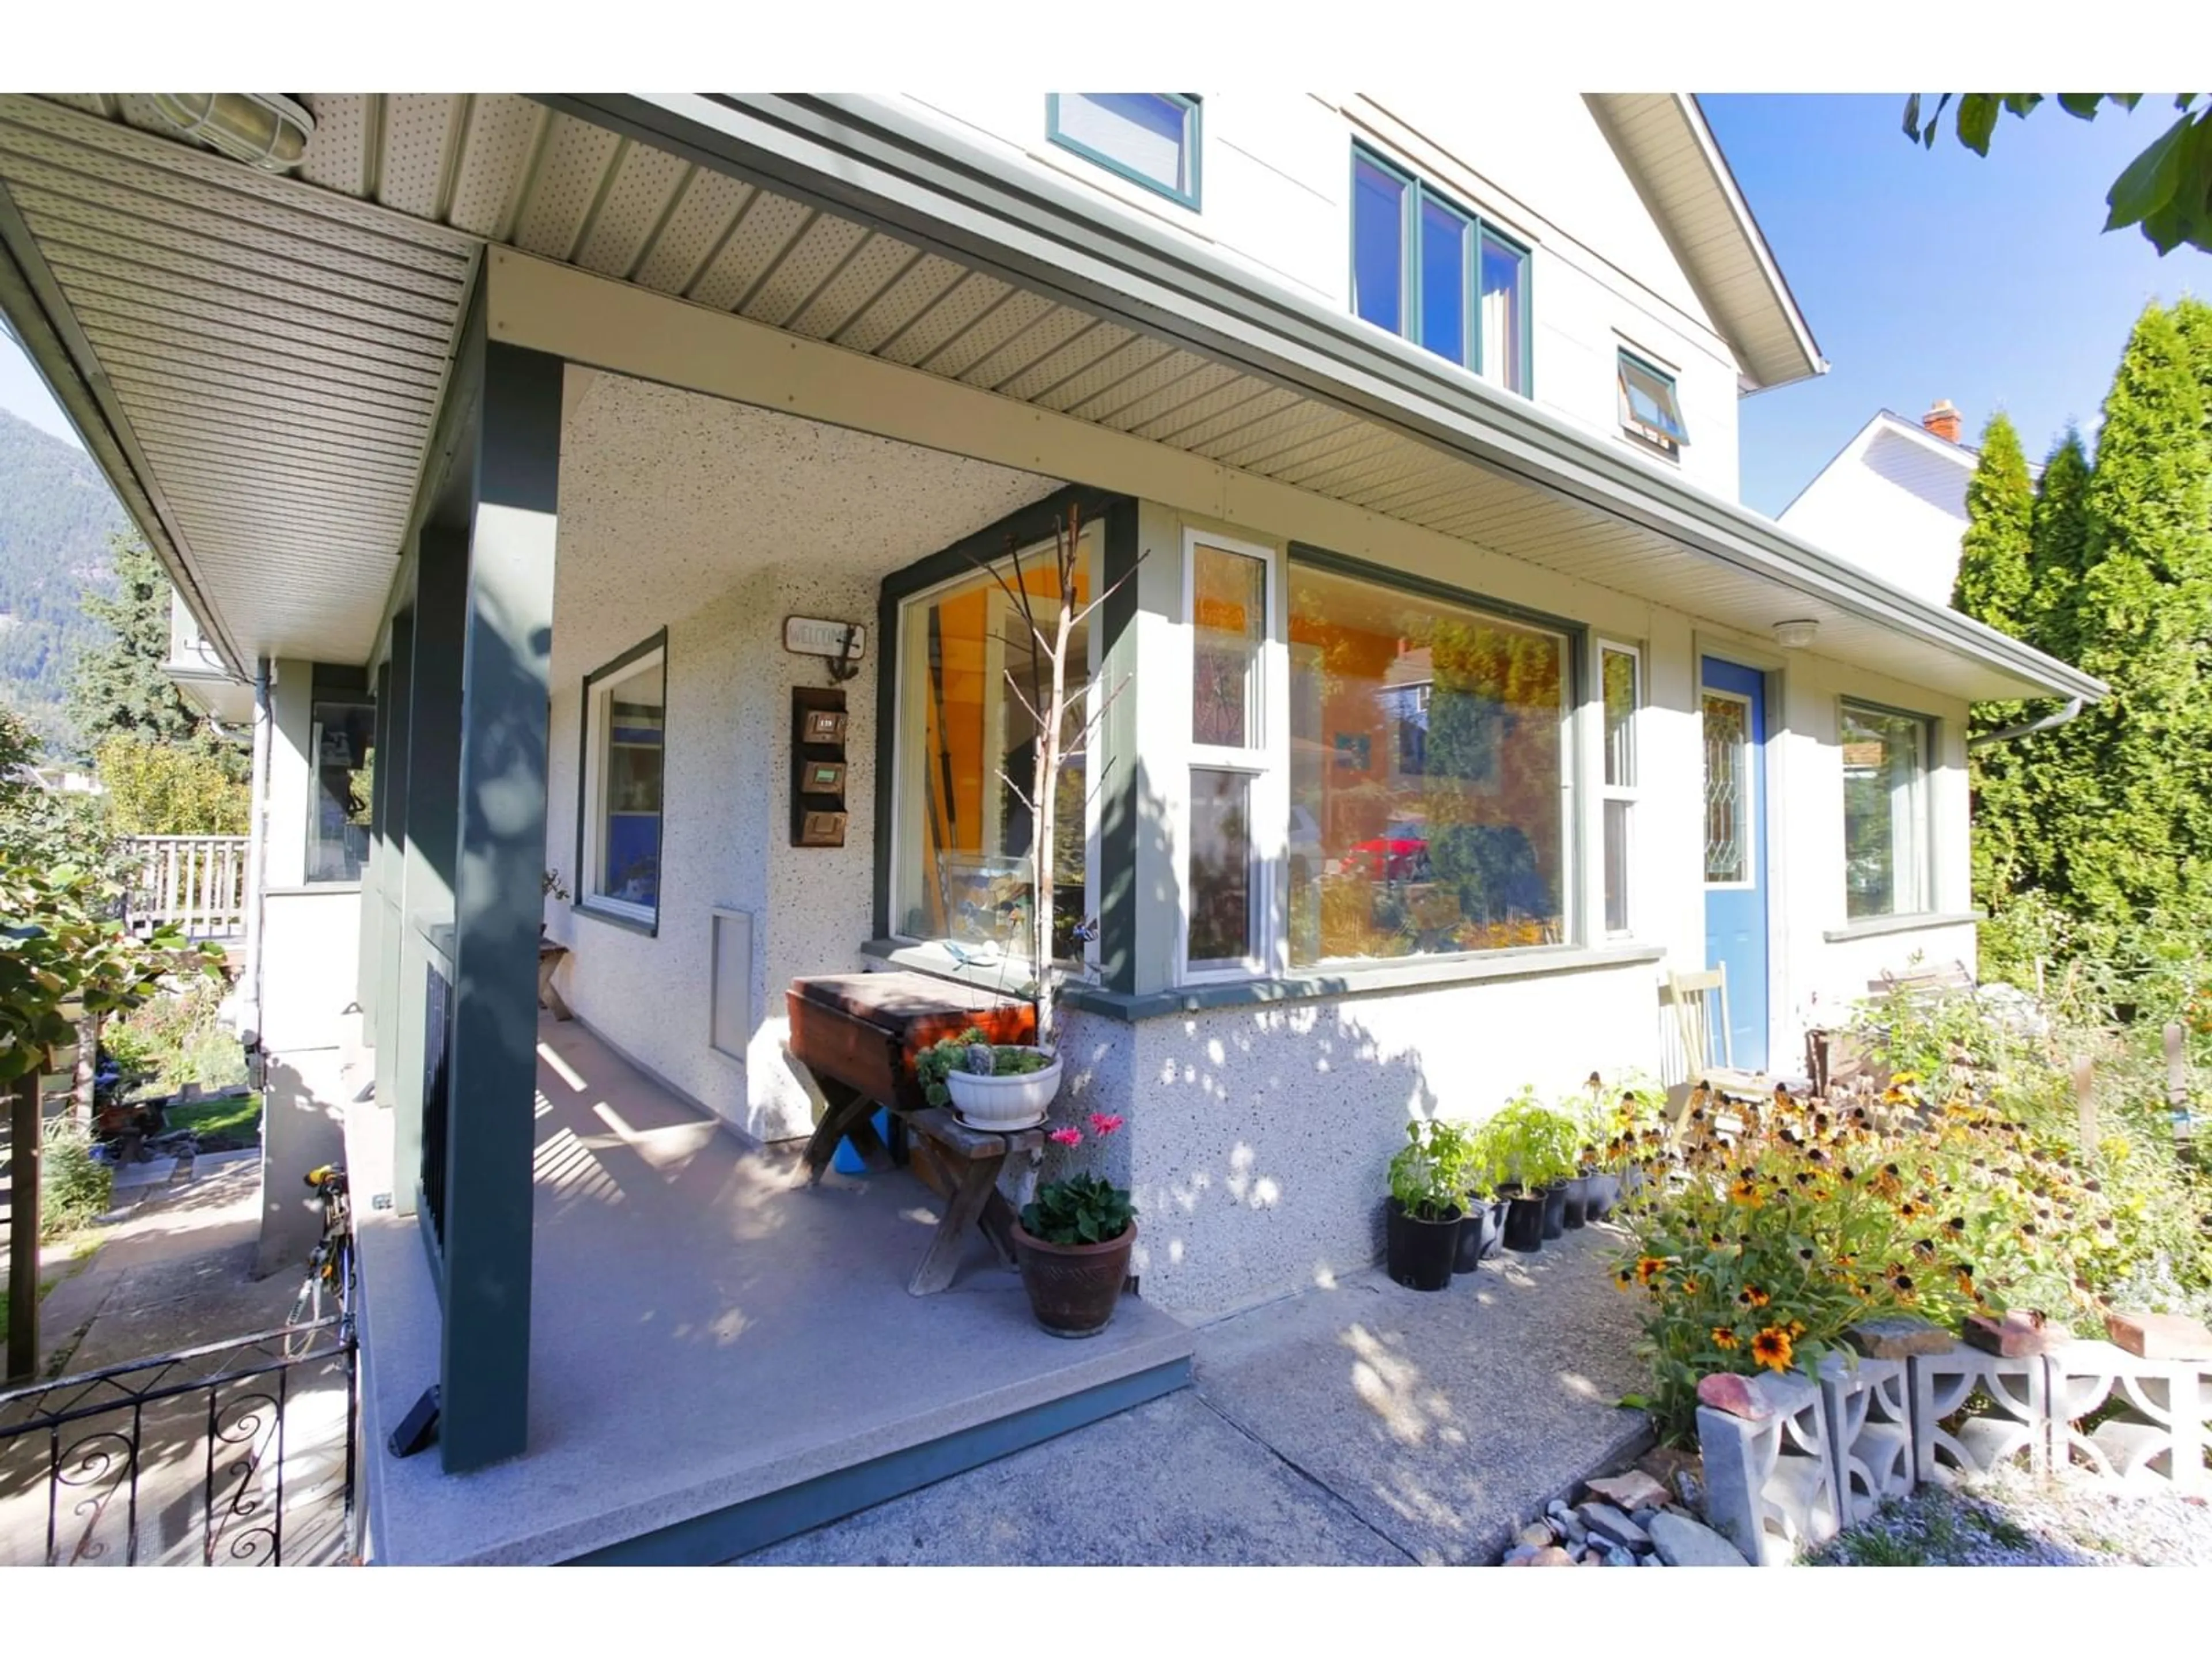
xmin=1922 ymin=399 xmax=1962 ymax=444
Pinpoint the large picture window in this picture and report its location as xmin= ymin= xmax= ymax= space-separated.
xmin=1286 ymin=560 xmax=1570 ymax=965
xmin=1842 ymin=700 xmax=1931 ymax=919
xmin=892 ymin=532 xmax=1095 ymax=964
xmin=579 ymin=634 xmax=665 ymax=929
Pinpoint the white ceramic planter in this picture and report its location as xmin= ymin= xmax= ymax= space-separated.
xmin=944 ymin=1052 xmax=1063 ymax=1131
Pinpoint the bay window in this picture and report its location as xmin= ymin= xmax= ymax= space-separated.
xmin=891 ymin=529 xmax=1096 ymax=964
xmin=1842 ymin=700 xmax=1931 ymax=919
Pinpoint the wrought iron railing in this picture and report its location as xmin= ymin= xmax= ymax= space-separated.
xmin=0 ymin=1317 xmax=357 ymax=1566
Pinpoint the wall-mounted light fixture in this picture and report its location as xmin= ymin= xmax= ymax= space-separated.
xmin=1771 ymin=619 xmax=1819 ymax=649
xmin=151 ymin=94 xmax=315 ymax=172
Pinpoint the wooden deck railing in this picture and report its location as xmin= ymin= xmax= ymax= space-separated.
xmin=120 ymin=835 xmax=250 ymax=940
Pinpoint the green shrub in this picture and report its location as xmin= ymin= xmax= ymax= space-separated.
xmin=100 ymin=975 xmax=241 ymax=1095
xmin=41 ymin=1121 xmax=113 ymax=1237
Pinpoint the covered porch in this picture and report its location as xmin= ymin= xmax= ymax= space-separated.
xmin=347 ymin=1012 xmax=1190 ymax=1565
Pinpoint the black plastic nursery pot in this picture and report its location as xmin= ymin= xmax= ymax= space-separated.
xmin=1452 ymin=1197 xmax=1504 ymax=1272
xmin=1539 ymin=1181 xmax=1569 ymax=1240
xmin=1584 ymin=1169 xmax=1622 ymax=1221
xmin=1561 ymin=1172 xmax=1592 ymax=1230
xmin=1501 ymin=1185 xmax=1547 ymax=1253
xmin=1386 ymin=1196 xmax=1464 ymax=1291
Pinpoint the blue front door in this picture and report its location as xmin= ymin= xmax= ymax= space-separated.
xmin=1700 ymin=657 xmax=1767 ymax=1070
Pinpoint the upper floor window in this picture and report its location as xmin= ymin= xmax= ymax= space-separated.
xmin=1618 ymin=349 xmax=1688 ymax=457
xmin=1351 ymin=146 xmax=1531 ymax=395
xmin=1047 ymin=94 xmax=1201 ymax=209
xmin=1841 ymin=701 xmax=1931 ymax=920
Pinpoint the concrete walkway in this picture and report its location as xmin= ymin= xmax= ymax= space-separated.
xmin=743 ymin=1222 xmax=1651 ymax=1566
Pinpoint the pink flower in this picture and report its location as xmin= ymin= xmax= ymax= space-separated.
xmin=1088 ymin=1113 xmax=1126 ymax=1137
xmin=1048 ymin=1127 xmax=1084 ymax=1147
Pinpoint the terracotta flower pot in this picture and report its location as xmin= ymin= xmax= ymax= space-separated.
xmin=1011 ymin=1217 xmax=1135 ymax=1338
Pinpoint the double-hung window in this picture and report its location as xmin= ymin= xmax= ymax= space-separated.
xmin=579 ymin=632 xmax=667 ymax=930
xmin=1183 ymin=531 xmax=1282 ymax=976
xmin=1618 ymin=349 xmax=1689 ymax=456
xmin=1597 ymin=642 xmax=1641 ymax=936
xmin=1841 ymin=701 xmax=1932 ymax=919
xmin=1351 ymin=146 xmax=1531 ymax=394
xmin=1048 ymin=94 xmax=1202 ymax=209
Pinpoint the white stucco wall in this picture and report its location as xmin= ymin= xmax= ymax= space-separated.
xmin=541 ymin=369 xmax=1058 ymax=1142
xmin=529 ymin=365 xmax=1982 ymax=1315
xmin=896 ymin=92 xmax=1745 ymax=501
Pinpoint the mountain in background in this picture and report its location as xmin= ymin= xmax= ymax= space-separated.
xmin=0 ymin=404 xmax=123 ymax=753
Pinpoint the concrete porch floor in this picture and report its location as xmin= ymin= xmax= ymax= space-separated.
xmin=347 ymin=1015 xmax=1192 ymax=1565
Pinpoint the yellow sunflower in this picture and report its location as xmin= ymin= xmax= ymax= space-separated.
xmin=1751 ymin=1327 xmax=1794 ymax=1372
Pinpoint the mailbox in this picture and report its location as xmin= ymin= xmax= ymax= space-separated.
xmin=791 ymin=687 xmax=849 ymax=847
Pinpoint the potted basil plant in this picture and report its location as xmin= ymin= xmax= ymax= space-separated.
xmin=1452 ymin=1119 xmax=1508 ymax=1273
xmin=1490 ymin=1093 xmax=1580 ymax=1252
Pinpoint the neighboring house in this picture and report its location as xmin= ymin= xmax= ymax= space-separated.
xmin=0 ymin=92 xmax=2100 ymax=1561
xmin=1776 ymin=400 xmax=1997 ymax=608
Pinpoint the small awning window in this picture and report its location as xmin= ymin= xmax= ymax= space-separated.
xmin=1618 ymin=350 xmax=1690 ymax=452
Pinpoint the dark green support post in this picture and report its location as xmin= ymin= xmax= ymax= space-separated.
xmin=438 ymin=336 xmax=562 ymax=1473
xmin=373 ymin=614 xmax=415 ymax=1111
xmin=394 ymin=528 xmax=467 ymax=1221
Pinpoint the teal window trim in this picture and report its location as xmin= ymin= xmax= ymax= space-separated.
xmin=1046 ymin=94 xmax=1202 ymax=211
xmin=1616 ymin=347 xmax=1689 ymax=454
xmin=1349 ymin=142 xmax=1532 ymax=397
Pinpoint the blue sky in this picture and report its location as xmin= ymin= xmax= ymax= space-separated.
xmin=2 ymin=94 xmax=2202 ymax=520
xmin=1705 ymin=94 xmax=2202 ymax=514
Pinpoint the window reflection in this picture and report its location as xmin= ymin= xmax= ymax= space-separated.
xmin=1287 ymin=563 xmax=1566 ymax=964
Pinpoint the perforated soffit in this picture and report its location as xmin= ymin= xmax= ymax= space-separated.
xmin=5 ymin=95 xmax=2072 ymax=704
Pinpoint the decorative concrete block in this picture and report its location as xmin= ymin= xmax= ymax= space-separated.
xmin=2046 ymin=1339 xmax=2211 ymax=1497
xmin=1908 ymin=1340 xmax=2049 ymax=1487
xmin=1696 ymin=1373 xmax=1840 ymax=1566
xmin=1818 ymin=1350 xmax=1913 ymax=1526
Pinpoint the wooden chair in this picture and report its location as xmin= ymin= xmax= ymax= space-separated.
xmin=1665 ymin=966 xmax=1771 ymax=1130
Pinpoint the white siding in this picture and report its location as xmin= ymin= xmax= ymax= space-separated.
xmin=1779 ymin=419 xmax=1975 ymax=607
xmin=896 ymin=92 xmax=1746 ymax=500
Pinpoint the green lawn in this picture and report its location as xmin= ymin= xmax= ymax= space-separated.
xmin=162 ymin=1091 xmax=263 ymax=1152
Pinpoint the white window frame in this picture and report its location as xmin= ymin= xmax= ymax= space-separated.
xmin=887 ymin=533 xmax=1103 ymax=980
xmin=579 ymin=637 xmax=667 ymax=930
xmin=1176 ymin=527 xmax=1286 ymax=985
xmin=1596 ymin=639 xmax=1642 ymax=938
xmin=1839 ymin=698 xmax=1934 ymax=919
xmin=1700 ymin=683 xmax=1757 ymax=893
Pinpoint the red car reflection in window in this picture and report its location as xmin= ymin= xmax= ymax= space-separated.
xmin=1348 ymin=820 xmax=1431 ymax=881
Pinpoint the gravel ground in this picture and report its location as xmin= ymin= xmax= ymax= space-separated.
xmin=1810 ymin=1468 xmax=2212 ymax=1566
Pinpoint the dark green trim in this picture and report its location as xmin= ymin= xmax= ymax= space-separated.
xmin=865 ymin=938 xmax=1666 ymax=1021
xmin=371 ymin=611 xmax=416 ymax=1118
xmin=872 ymin=483 xmax=1135 ymax=942
xmin=1616 ymin=347 xmax=1688 ymax=453
xmin=1096 ymin=498 xmax=1141 ymax=995
xmin=565 ymin=1355 xmax=1191 ymax=1565
xmin=1044 ymin=94 xmax=1202 ymax=211
xmin=575 ymin=627 xmax=668 ymax=940
xmin=439 ymin=329 xmax=563 ymax=1475
xmin=312 ymin=661 xmax=372 ymax=698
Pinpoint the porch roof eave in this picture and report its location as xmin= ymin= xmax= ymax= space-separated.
xmin=547 ymin=92 xmax=2103 ymax=709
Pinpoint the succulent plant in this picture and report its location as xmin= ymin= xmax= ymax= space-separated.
xmin=963 ymin=1041 xmax=998 ymax=1076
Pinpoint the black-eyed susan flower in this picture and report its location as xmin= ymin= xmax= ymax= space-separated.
xmin=1737 ymin=1285 xmax=1770 ymax=1309
xmin=1751 ymin=1327 xmax=1794 ymax=1372
xmin=1614 ymin=1268 xmax=1634 ymax=1290
xmin=1710 ymin=1327 xmax=1739 ymax=1351
xmin=1635 ymin=1256 xmax=1667 ymax=1286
